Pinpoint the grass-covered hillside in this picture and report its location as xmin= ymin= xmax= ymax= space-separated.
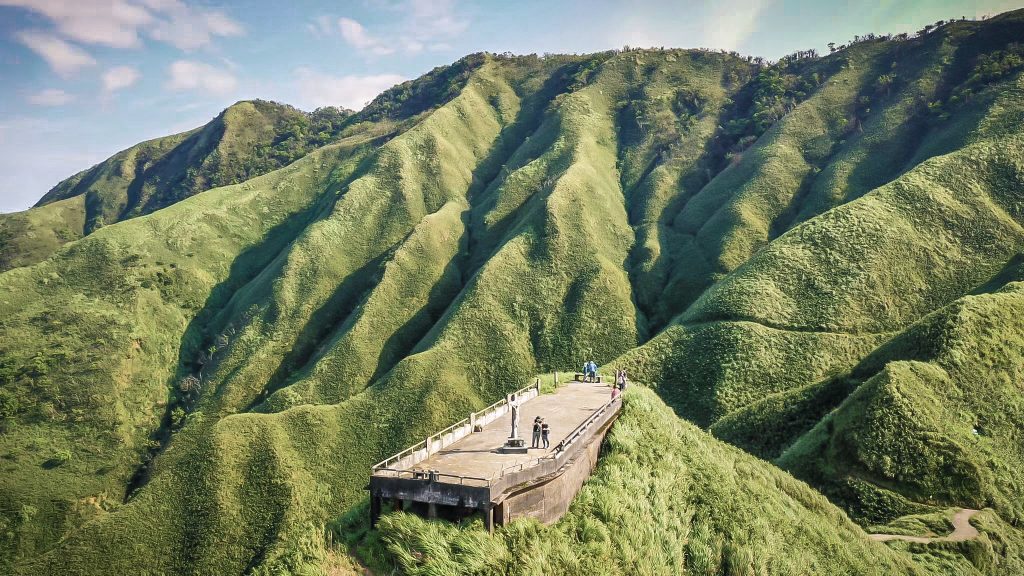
xmin=0 ymin=100 xmax=357 ymax=271
xmin=2 ymin=9 xmax=1024 ymax=575
xmin=356 ymin=388 xmax=929 ymax=575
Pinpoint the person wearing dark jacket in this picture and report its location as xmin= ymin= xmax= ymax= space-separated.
xmin=541 ymin=419 xmax=550 ymax=449
xmin=532 ymin=416 xmax=542 ymax=448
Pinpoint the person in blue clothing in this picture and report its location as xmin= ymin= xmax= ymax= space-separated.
xmin=585 ymin=360 xmax=598 ymax=382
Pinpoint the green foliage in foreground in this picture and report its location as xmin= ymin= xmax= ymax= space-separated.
xmin=355 ymin=388 xmax=922 ymax=576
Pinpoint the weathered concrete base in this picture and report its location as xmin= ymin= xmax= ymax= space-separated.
xmin=500 ymin=438 xmax=528 ymax=454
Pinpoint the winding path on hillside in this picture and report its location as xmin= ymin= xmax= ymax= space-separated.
xmin=869 ymin=509 xmax=980 ymax=544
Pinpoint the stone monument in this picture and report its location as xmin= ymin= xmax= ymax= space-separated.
xmin=501 ymin=392 xmax=528 ymax=453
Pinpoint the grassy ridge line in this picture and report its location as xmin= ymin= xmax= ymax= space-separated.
xmin=0 ymin=143 xmax=363 ymax=568
xmin=778 ymin=281 xmax=1024 ymax=526
xmin=359 ymin=51 xmax=641 ymax=410
xmin=0 ymin=102 xmax=359 ymax=273
xmin=676 ymin=48 xmax=861 ymax=274
xmin=21 ymin=52 xmax=646 ymax=573
xmin=618 ymin=73 xmax=1024 ymax=425
xmin=615 ymin=320 xmax=887 ymax=426
xmin=618 ymin=52 xmax=747 ymax=335
xmin=193 ymin=61 xmax=518 ymax=417
xmin=0 ymin=196 xmax=87 ymax=271
xmin=35 ymin=128 xmax=197 ymax=209
xmin=260 ymin=201 xmax=468 ymax=410
xmin=361 ymin=387 xmax=923 ymax=576
xmin=794 ymin=24 xmax=956 ymax=219
xmin=687 ymin=133 xmax=1024 ymax=333
xmin=700 ymin=73 xmax=1024 ymax=437
xmin=652 ymin=49 xmax=847 ymax=314
xmin=11 ymin=60 xmax=519 ymax=573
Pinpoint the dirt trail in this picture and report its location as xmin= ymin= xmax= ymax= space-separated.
xmin=869 ymin=509 xmax=980 ymax=544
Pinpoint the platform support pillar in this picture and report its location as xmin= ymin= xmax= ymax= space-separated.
xmin=370 ymin=495 xmax=381 ymax=528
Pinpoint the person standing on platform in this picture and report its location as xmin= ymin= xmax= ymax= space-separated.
xmin=532 ymin=416 xmax=542 ymax=449
xmin=541 ymin=419 xmax=550 ymax=449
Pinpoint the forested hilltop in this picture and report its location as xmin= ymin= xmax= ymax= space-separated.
xmin=2 ymin=9 xmax=1024 ymax=575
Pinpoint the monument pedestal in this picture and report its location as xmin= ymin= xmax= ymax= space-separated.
xmin=501 ymin=437 xmax=528 ymax=454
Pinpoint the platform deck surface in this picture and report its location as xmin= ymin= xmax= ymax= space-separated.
xmin=407 ymin=380 xmax=613 ymax=480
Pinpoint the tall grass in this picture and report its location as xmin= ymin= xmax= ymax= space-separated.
xmin=360 ymin=388 xmax=923 ymax=575
xmin=3 ymin=12 xmax=1024 ymax=573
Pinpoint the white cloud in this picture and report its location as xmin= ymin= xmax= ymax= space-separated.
xmin=102 ymin=65 xmax=141 ymax=92
xmin=14 ymin=30 xmax=97 ymax=76
xmin=27 ymin=88 xmax=75 ymax=106
xmin=404 ymin=0 xmax=468 ymax=40
xmin=702 ymin=0 xmax=773 ymax=51
xmin=315 ymin=0 xmax=467 ymax=57
xmin=167 ymin=60 xmax=237 ymax=95
xmin=338 ymin=17 xmax=395 ymax=55
xmin=1 ymin=0 xmax=243 ymax=52
xmin=0 ymin=0 xmax=151 ymax=47
xmin=294 ymin=68 xmax=404 ymax=110
xmin=147 ymin=0 xmax=244 ymax=50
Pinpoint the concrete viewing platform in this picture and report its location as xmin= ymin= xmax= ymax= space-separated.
xmin=368 ymin=378 xmax=621 ymax=530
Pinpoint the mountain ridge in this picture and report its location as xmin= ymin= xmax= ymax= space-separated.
xmin=2 ymin=9 xmax=1024 ymax=575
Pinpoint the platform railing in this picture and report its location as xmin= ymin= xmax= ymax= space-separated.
xmin=372 ymin=395 xmax=622 ymax=487
xmin=492 ymin=396 xmax=618 ymax=478
xmin=371 ymin=380 xmax=541 ymax=473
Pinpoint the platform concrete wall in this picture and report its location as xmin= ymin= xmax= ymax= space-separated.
xmin=496 ymin=415 xmax=613 ymax=526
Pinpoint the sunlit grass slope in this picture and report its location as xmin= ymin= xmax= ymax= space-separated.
xmin=778 ymin=281 xmax=1024 ymax=523
xmin=0 ymin=139 xmax=375 ymax=569
xmin=360 ymin=388 xmax=924 ymax=576
xmin=0 ymin=196 xmax=86 ymax=271
xmin=2 ymin=10 xmax=1024 ymax=575
xmin=0 ymin=101 xmax=359 ymax=272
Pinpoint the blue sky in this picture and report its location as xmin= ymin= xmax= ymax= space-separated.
xmin=1 ymin=0 xmax=1021 ymax=213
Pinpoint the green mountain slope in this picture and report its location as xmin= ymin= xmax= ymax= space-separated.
xmin=0 ymin=101 xmax=356 ymax=272
xmin=2 ymin=10 xmax=1024 ymax=575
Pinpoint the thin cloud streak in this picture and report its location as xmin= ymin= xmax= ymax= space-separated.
xmin=703 ymin=0 xmax=775 ymax=51
xmin=27 ymin=88 xmax=75 ymax=106
xmin=293 ymin=67 xmax=404 ymax=110
xmin=166 ymin=60 xmax=238 ymax=95
xmin=1 ymin=0 xmax=244 ymax=52
xmin=14 ymin=30 xmax=97 ymax=76
xmin=103 ymin=66 xmax=141 ymax=92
